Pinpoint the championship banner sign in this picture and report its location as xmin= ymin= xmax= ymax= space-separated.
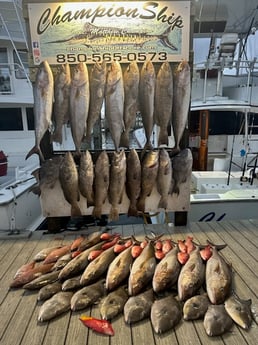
xmin=28 ymin=1 xmax=190 ymax=64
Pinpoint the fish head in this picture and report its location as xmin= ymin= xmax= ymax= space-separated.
xmin=128 ymin=61 xmax=139 ymax=74
xmin=208 ymin=278 xmax=231 ymax=304
xmin=37 ymin=60 xmax=53 ymax=87
xmin=225 ymin=295 xmax=252 ymax=329
xmin=92 ymin=60 xmax=107 ymax=75
xmin=161 ymin=61 xmax=171 ymax=74
xmin=144 ymin=150 xmax=159 ymax=168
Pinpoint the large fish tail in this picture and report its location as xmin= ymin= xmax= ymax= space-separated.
xmin=172 ymin=185 xmax=180 ymax=196
xmin=26 ymin=145 xmax=45 ymax=162
xmin=127 ymin=203 xmax=139 ymax=217
xmin=86 ymin=195 xmax=95 ymax=208
xmin=158 ymin=196 xmax=168 ymax=210
xmin=158 ymin=127 xmax=169 ymax=146
xmin=51 ymin=130 xmax=63 ymax=145
xmin=137 ymin=196 xmax=145 ymax=213
xmin=71 ymin=203 xmax=82 ymax=217
xmin=119 ymin=131 xmax=130 ymax=148
xmin=92 ymin=205 xmax=102 ymax=219
xmin=109 ymin=206 xmax=119 ymax=222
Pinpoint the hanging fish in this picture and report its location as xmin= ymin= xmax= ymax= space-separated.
xmin=79 ymin=150 xmax=94 ymax=207
xmin=154 ymin=61 xmax=173 ymax=146
xmin=125 ymin=149 xmax=141 ymax=217
xmin=108 ymin=150 xmax=127 ymax=222
xmin=69 ymin=62 xmax=90 ymax=154
xmin=59 ymin=152 xmax=82 ymax=217
xmin=172 ymin=60 xmax=191 ymax=150
xmin=26 ymin=60 xmax=54 ymax=162
xmin=52 ymin=63 xmax=71 ymax=144
xmin=105 ymin=61 xmax=124 ymax=150
xmin=139 ymin=60 xmax=156 ymax=151
xmin=92 ymin=151 xmax=110 ymax=219
xmin=120 ymin=61 xmax=140 ymax=148
xmin=86 ymin=61 xmax=107 ymax=141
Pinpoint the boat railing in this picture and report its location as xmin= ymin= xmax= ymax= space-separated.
xmin=193 ymin=58 xmax=258 ymax=105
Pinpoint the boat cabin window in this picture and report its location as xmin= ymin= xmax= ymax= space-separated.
xmin=0 ymin=108 xmax=23 ymax=130
xmin=26 ymin=108 xmax=35 ymax=130
xmin=13 ymin=50 xmax=29 ymax=79
xmin=0 ymin=48 xmax=11 ymax=93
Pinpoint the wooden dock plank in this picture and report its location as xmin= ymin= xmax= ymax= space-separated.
xmin=0 ymin=220 xmax=257 ymax=345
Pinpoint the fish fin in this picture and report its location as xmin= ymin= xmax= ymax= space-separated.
xmin=136 ymin=197 xmax=145 ymax=213
xmin=26 ymin=146 xmax=45 ymax=162
xmin=127 ymin=204 xmax=139 ymax=217
xmin=86 ymin=197 xmax=95 ymax=208
xmin=71 ymin=204 xmax=82 ymax=217
xmin=51 ymin=131 xmax=63 ymax=145
xmin=109 ymin=206 xmax=119 ymax=222
xmin=158 ymin=127 xmax=169 ymax=146
xmin=158 ymin=196 xmax=168 ymax=210
xmin=119 ymin=131 xmax=130 ymax=148
xmin=92 ymin=206 xmax=102 ymax=219
xmin=172 ymin=185 xmax=180 ymax=196
xmin=141 ymin=141 xmax=153 ymax=160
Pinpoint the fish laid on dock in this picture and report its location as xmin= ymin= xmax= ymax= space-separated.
xmin=38 ymin=291 xmax=73 ymax=322
xmin=100 ymin=286 xmax=129 ymax=320
xmin=206 ymin=246 xmax=232 ymax=304
xmin=71 ymin=279 xmax=105 ymax=311
xmin=203 ymin=304 xmax=233 ymax=336
xmin=151 ymin=294 xmax=182 ymax=334
xmin=124 ymin=288 xmax=154 ymax=324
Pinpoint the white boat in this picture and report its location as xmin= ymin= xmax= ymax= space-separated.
xmin=0 ymin=0 xmax=43 ymax=235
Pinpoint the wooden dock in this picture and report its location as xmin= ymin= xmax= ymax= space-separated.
xmin=0 ymin=219 xmax=257 ymax=345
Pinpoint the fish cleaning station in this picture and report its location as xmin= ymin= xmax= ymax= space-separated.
xmin=0 ymin=1 xmax=257 ymax=344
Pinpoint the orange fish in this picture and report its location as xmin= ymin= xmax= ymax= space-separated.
xmin=177 ymin=251 xmax=189 ymax=265
xmin=185 ymin=236 xmax=195 ymax=254
xmin=43 ymin=245 xmax=71 ymax=264
xmin=13 ymin=261 xmax=36 ymax=279
xmin=79 ymin=315 xmax=114 ymax=336
xmin=10 ymin=263 xmax=54 ymax=288
xmin=178 ymin=239 xmax=187 ymax=253
xmin=200 ymin=244 xmax=212 ymax=261
xmin=71 ymin=235 xmax=85 ymax=251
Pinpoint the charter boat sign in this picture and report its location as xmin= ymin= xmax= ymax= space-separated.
xmin=28 ymin=1 xmax=190 ymax=64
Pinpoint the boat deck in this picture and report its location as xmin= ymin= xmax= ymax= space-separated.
xmin=0 ymin=219 xmax=257 ymax=345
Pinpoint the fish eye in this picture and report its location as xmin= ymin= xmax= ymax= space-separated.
xmin=193 ymin=302 xmax=199 ymax=309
